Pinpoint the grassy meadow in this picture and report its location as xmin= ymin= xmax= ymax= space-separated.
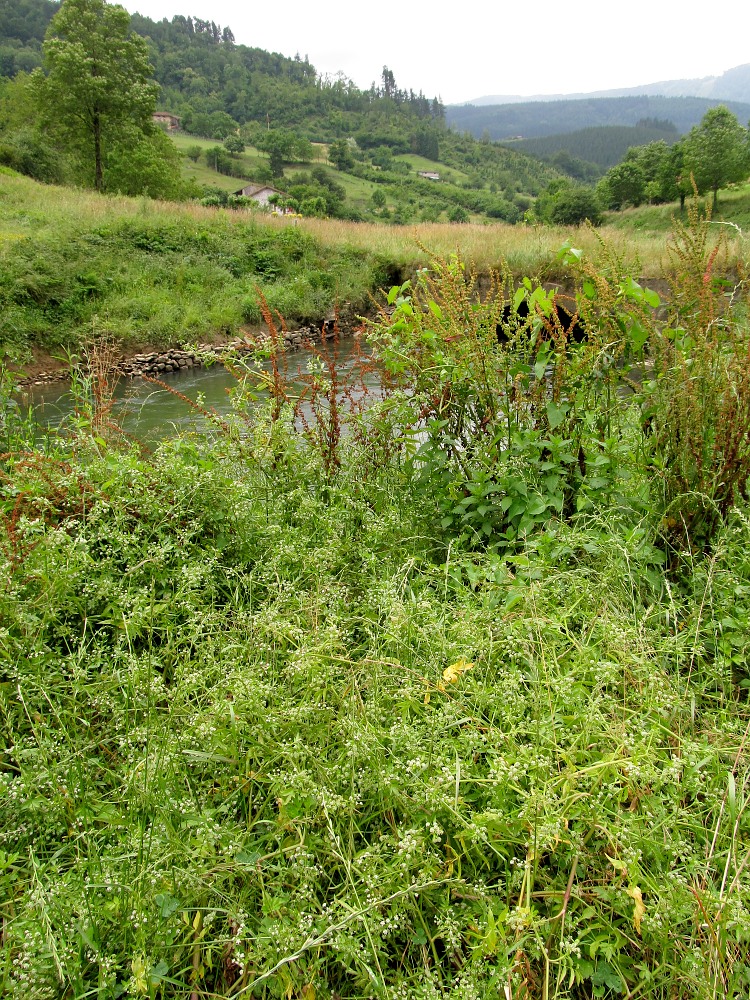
xmin=393 ymin=155 xmax=470 ymax=186
xmin=170 ymin=134 xmax=331 ymax=196
xmin=2 ymin=168 xmax=737 ymax=366
xmin=2 ymin=170 xmax=750 ymax=998
xmin=604 ymin=182 xmax=750 ymax=236
xmin=169 ymin=135 xmax=484 ymax=220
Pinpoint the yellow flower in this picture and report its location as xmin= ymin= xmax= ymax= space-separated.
xmin=442 ymin=657 xmax=474 ymax=685
xmin=130 ymin=955 xmax=148 ymax=995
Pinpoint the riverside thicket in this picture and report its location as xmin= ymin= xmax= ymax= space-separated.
xmin=2 ymin=203 xmax=750 ymax=999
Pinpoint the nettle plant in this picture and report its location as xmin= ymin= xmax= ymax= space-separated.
xmin=367 ymin=251 xmax=652 ymax=551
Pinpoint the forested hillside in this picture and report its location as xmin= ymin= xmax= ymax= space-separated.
xmin=513 ymin=120 xmax=680 ymax=173
xmin=129 ymin=12 xmax=445 ymax=142
xmin=0 ymin=0 xmax=566 ymax=223
xmin=0 ymin=0 xmax=58 ymax=75
xmin=1 ymin=0 xmax=446 ymax=141
xmin=448 ymin=94 xmax=750 ymax=140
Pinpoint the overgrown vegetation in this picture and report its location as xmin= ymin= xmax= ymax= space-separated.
xmin=1 ymin=170 xmax=691 ymax=364
xmin=2 ymin=205 xmax=750 ymax=999
xmin=0 ymin=171 xmax=385 ymax=359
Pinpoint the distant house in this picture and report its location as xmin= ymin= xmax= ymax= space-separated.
xmin=418 ymin=171 xmax=440 ymax=181
xmin=233 ymin=184 xmax=282 ymax=207
xmin=153 ymin=112 xmax=181 ymax=131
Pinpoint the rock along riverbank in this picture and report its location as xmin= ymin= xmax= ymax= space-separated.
xmin=14 ymin=315 xmax=351 ymax=387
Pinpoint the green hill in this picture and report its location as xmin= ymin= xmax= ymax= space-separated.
xmin=0 ymin=0 xmax=564 ymax=224
xmin=512 ymin=122 xmax=681 ymax=171
xmin=447 ymin=94 xmax=750 ymax=140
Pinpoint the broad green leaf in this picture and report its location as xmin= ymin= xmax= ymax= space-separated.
xmin=583 ymin=277 xmax=597 ymax=300
xmin=546 ymin=400 xmax=569 ymax=430
xmin=627 ymin=319 xmax=649 ymax=351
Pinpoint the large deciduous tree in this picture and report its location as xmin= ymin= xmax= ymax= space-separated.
xmin=327 ymin=138 xmax=354 ymax=171
xmin=36 ymin=0 xmax=159 ymax=191
xmin=684 ymin=106 xmax=749 ymax=208
xmin=599 ymin=160 xmax=646 ymax=210
xmin=657 ymin=140 xmax=691 ymax=210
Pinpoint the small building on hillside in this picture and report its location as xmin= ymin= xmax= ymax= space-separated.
xmin=418 ymin=171 xmax=441 ymax=181
xmin=153 ymin=112 xmax=181 ymax=131
xmin=233 ymin=184 xmax=282 ymax=207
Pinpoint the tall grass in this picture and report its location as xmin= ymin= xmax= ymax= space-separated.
xmin=0 ymin=174 xmax=382 ymax=359
xmin=2 ymin=417 xmax=749 ymax=998
xmin=604 ymin=182 xmax=750 ymax=236
xmin=286 ymin=215 xmax=669 ymax=277
xmin=2 ymin=176 xmax=750 ymax=998
xmin=1 ymin=172 xmax=730 ymax=366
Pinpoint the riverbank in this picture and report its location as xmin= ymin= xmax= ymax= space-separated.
xmin=6 ymin=171 xmax=735 ymax=379
xmin=0 ymin=172 xmax=384 ymax=372
xmin=11 ymin=315 xmax=356 ymax=386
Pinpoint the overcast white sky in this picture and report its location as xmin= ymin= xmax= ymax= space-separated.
xmin=119 ymin=0 xmax=750 ymax=105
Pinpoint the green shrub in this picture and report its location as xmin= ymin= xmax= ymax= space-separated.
xmin=550 ymin=186 xmax=603 ymax=226
xmin=366 ymin=252 xmax=638 ymax=552
xmin=0 ymin=127 xmax=64 ymax=184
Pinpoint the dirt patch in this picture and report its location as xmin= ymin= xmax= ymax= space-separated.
xmin=7 ymin=347 xmax=69 ymax=382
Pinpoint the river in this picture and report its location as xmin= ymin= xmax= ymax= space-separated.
xmin=18 ymin=337 xmax=376 ymax=444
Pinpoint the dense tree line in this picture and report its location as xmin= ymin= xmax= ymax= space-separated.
xmin=599 ymin=107 xmax=750 ymax=210
xmin=101 ymin=15 xmax=446 ymax=144
xmin=534 ymin=106 xmax=750 ymax=225
xmin=448 ymin=94 xmax=750 ymax=141
xmin=514 ymin=120 xmax=680 ymax=172
xmin=0 ymin=0 xmax=59 ymax=75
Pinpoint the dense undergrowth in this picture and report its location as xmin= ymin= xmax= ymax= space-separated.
xmin=2 ymin=206 xmax=750 ymax=999
xmin=0 ymin=170 xmax=386 ymax=360
xmin=0 ymin=170 xmax=724 ymax=365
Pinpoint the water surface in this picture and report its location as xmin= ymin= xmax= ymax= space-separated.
xmin=19 ymin=338 xmax=375 ymax=444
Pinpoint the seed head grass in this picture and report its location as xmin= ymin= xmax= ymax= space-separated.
xmin=2 ymin=431 xmax=749 ymax=997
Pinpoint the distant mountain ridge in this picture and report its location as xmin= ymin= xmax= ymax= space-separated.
xmin=447 ymin=95 xmax=750 ymax=143
xmin=460 ymin=63 xmax=750 ymax=107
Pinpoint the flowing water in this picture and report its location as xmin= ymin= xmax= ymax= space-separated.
xmin=18 ymin=337 xmax=376 ymax=444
